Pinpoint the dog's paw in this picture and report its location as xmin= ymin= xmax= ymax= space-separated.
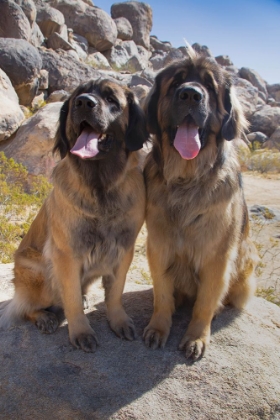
xmin=71 ymin=331 xmax=99 ymax=353
xmin=143 ymin=324 xmax=170 ymax=349
xmin=179 ymin=334 xmax=208 ymax=361
xmin=35 ymin=311 xmax=59 ymax=334
xmin=109 ymin=315 xmax=135 ymax=341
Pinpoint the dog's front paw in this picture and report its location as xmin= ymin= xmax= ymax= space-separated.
xmin=70 ymin=330 xmax=99 ymax=353
xmin=179 ymin=333 xmax=209 ymax=360
xmin=143 ymin=321 xmax=170 ymax=350
xmin=109 ymin=313 xmax=135 ymax=341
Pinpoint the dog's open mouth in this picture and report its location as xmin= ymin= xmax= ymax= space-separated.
xmin=173 ymin=115 xmax=201 ymax=160
xmin=70 ymin=122 xmax=113 ymax=159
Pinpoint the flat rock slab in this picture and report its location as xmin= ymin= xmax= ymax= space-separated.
xmin=0 ymin=264 xmax=280 ymax=420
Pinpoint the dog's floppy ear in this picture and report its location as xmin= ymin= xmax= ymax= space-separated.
xmin=125 ymin=91 xmax=149 ymax=151
xmin=221 ymin=79 xmax=248 ymax=141
xmin=143 ymin=75 xmax=161 ymax=135
xmin=53 ymin=98 xmax=71 ymax=159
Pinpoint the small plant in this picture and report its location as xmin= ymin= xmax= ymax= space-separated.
xmin=0 ymin=152 xmax=52 ymax=262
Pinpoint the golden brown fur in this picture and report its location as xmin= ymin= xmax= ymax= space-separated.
xmin=143 ymin=54 xmax=258 ymax=359
xmin=0 ymin=79 xmax=148 ymax=352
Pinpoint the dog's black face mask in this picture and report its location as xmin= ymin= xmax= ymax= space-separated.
xmin=53 ymin=79 xmax=148 ymax=160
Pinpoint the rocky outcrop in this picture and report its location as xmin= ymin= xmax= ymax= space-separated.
xmin=0 ymin=102 xmax=62 ymax=177
xmin=0 ymin=69 xmax=25 ymax=142
xmin=0 ymin=0 xmax=279 ymax=173
xmin=0 ymin=0 xmax=31 ymax=41
xmin=111 ymin=1 xmax=152 ymax=49
xmin=0 ymin=38 xmax=42 ymax=106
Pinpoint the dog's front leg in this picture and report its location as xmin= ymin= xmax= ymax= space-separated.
xmin=103 ymin=247 xmax=135 ymax=341
xmin=52 ymin=250 xmax=98 ymax=352
xmin=179 ymin=256 xmax=228 ymax=360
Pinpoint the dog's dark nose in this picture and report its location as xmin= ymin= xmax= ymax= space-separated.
xmin=179 ymin=86 xmax=203 ymax=104
xmin=75 ymin=94 xmax=98 ymax=109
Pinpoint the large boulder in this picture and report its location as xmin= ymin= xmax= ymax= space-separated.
xmin=0 ymin=38 xmax=42 ymax=106
xmin=234 ymin=78 xmax=259 ymax=119
xmin=215 ymin=55 xmax=233 ymax=66
xmin=0 ymin=102 xmax=62 ymax=178
xmin=39 ymin=49 xmax=101 ymax=93
xmin=14 ymin=0 xmax=37 ymax=26
xmin=0 ymin=69 xmax=25 ymax=142
xmin=86 ymin=48 xmax=111 ymax=70
xmin=49 ymin=0 xmax=117 ymax=51
xmin=111 ymin=2 xmax=153 ymax=49
xmin=36 ymin=5 xmax=65 ymax=38
xmin=267 ymin=83 xmax=280 ymax=102
xmin=46 ymin=32 xmax=73 ymax=51
xmin=0 ymin=0 xmax=31 ymax=41
xmin=250 ymin=105 xmax=280 ymax=137
xmin=239 ymin=67 xmax=268 ymax=102
xmin=114 ymin=17 xmax=133 ymax=41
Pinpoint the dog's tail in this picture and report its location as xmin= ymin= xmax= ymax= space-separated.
xmin=0 ymin=294 xmax=29 ymax=329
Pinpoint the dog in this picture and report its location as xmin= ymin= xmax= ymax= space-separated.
xmin=0 ymin=78 xmax=148 ymax=352
xmin=143 ymin=51 xmax=258 ymax=360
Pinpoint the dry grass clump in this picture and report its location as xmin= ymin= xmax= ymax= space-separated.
xmin=0 ymin=152 xmax=52 ymax=262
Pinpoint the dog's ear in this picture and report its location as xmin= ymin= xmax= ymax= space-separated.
xmin=53 ymin=98 xmax=71 ymax=159
xmin=143 ymin=76 xmax=161 ymax=135
xmin=221 ymin=79 xmax=248 ymax=141
xmin=125 ymin=91 xmax=149 ymax=151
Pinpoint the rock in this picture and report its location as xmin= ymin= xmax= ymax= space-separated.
xmin=86 ymin=49 xmax=111 ymax=70
xmin=268 ymin=126 xmax=280 ymax=150
xmin=111 ymin=1 xmax=153 ymax=49
xmin=46 ymin=89 xmax=69 ymax=103
xmin=0 ymin=38 xmax=42 ymax=106
xmin=215 ymin=55 xmax=233 ymax=66
xmin=164 ymin=48 xmax=185 ymax=66
xmin=114 ymin=17 xmax=133 ymax=41
xmin=0 ymin=263 xmax=280 ymax=419
xmin=239 ymin=67 xmax=268 ymax=102
xmin=46 ymin=31 xmax=73 ymax=51
xmin=0 ymin=102 xmax=62 ymax=178
xmin=14 ymin=0 xmax=37 ymax=26
xmin=51 ymin=0 xmax=117 ymax=51
xmin=0 ymin=0 xmax=31 ymax=41
xmin=0 ymin=69 xmax=25 ymax=142
xmin=247 ymin=131 xmax=268 ymax=144
xmin=130 ymin=74 xmax=152 ymax=88
xmin=39 ymin=48 xmax=101 ymax=93
xmin=192 ymin=43 xmax=213 ymax=57
xmin=267 ymin=83 xmax=280 ymax=102
xmin=36 ymin=5 xmax=65 ymax=38
xmin=69 ymin=33 xmax=88 ymax=61
xmin=131 ymin=84 xmax=150 ymax=105
xmin=30 ymin=91 xmax=45 ymax=111
xmin=250 ymin=105 xmax=280 ymax=137
xmin=103 ymin=40 xmax=147 ymax=72
xmin=150 ymin=35 xmax=172 ymax=53
xmin=30 ymin=22 xmax=45 ymax=47
xmin=149 ymin=51 xmax=166 ymax=71
xmin=38 ymin=69 xmax=49 ymax=90
xmin=234 ymin=78 xmax=258 ymax=119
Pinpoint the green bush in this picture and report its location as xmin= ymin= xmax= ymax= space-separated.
xmin=0 ymin=152 xmax=52 ymax=262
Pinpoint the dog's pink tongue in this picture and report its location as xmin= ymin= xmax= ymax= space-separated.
xmin=70 ymin=128 xmax=100 ymax=159
xmin=174 ymin=121 xmax=201 ymax=160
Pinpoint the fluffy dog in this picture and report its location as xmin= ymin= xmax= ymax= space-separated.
xmin=143 ymin=52 xmax=258 ymax=360
xmin=0 ymin=78 xmax=148 ymax=352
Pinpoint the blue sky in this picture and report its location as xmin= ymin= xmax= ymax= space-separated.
xmin=95 ymin=0 xmax=280 ymax=84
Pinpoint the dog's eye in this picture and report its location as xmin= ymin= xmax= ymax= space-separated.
xmin=107 ymin=96 xmax=117 ymax=104
xmin=171 ymin=80 xmax=180 ymax=89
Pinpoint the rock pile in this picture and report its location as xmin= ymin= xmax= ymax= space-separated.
xmin=0 ymin=0 xmax=280 ymax=176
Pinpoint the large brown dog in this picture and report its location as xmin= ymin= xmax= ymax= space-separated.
xmin=0 ymin=78 xmax=148 ymax=352
xmin=143 ymin=52 xmax=258 ymax=360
